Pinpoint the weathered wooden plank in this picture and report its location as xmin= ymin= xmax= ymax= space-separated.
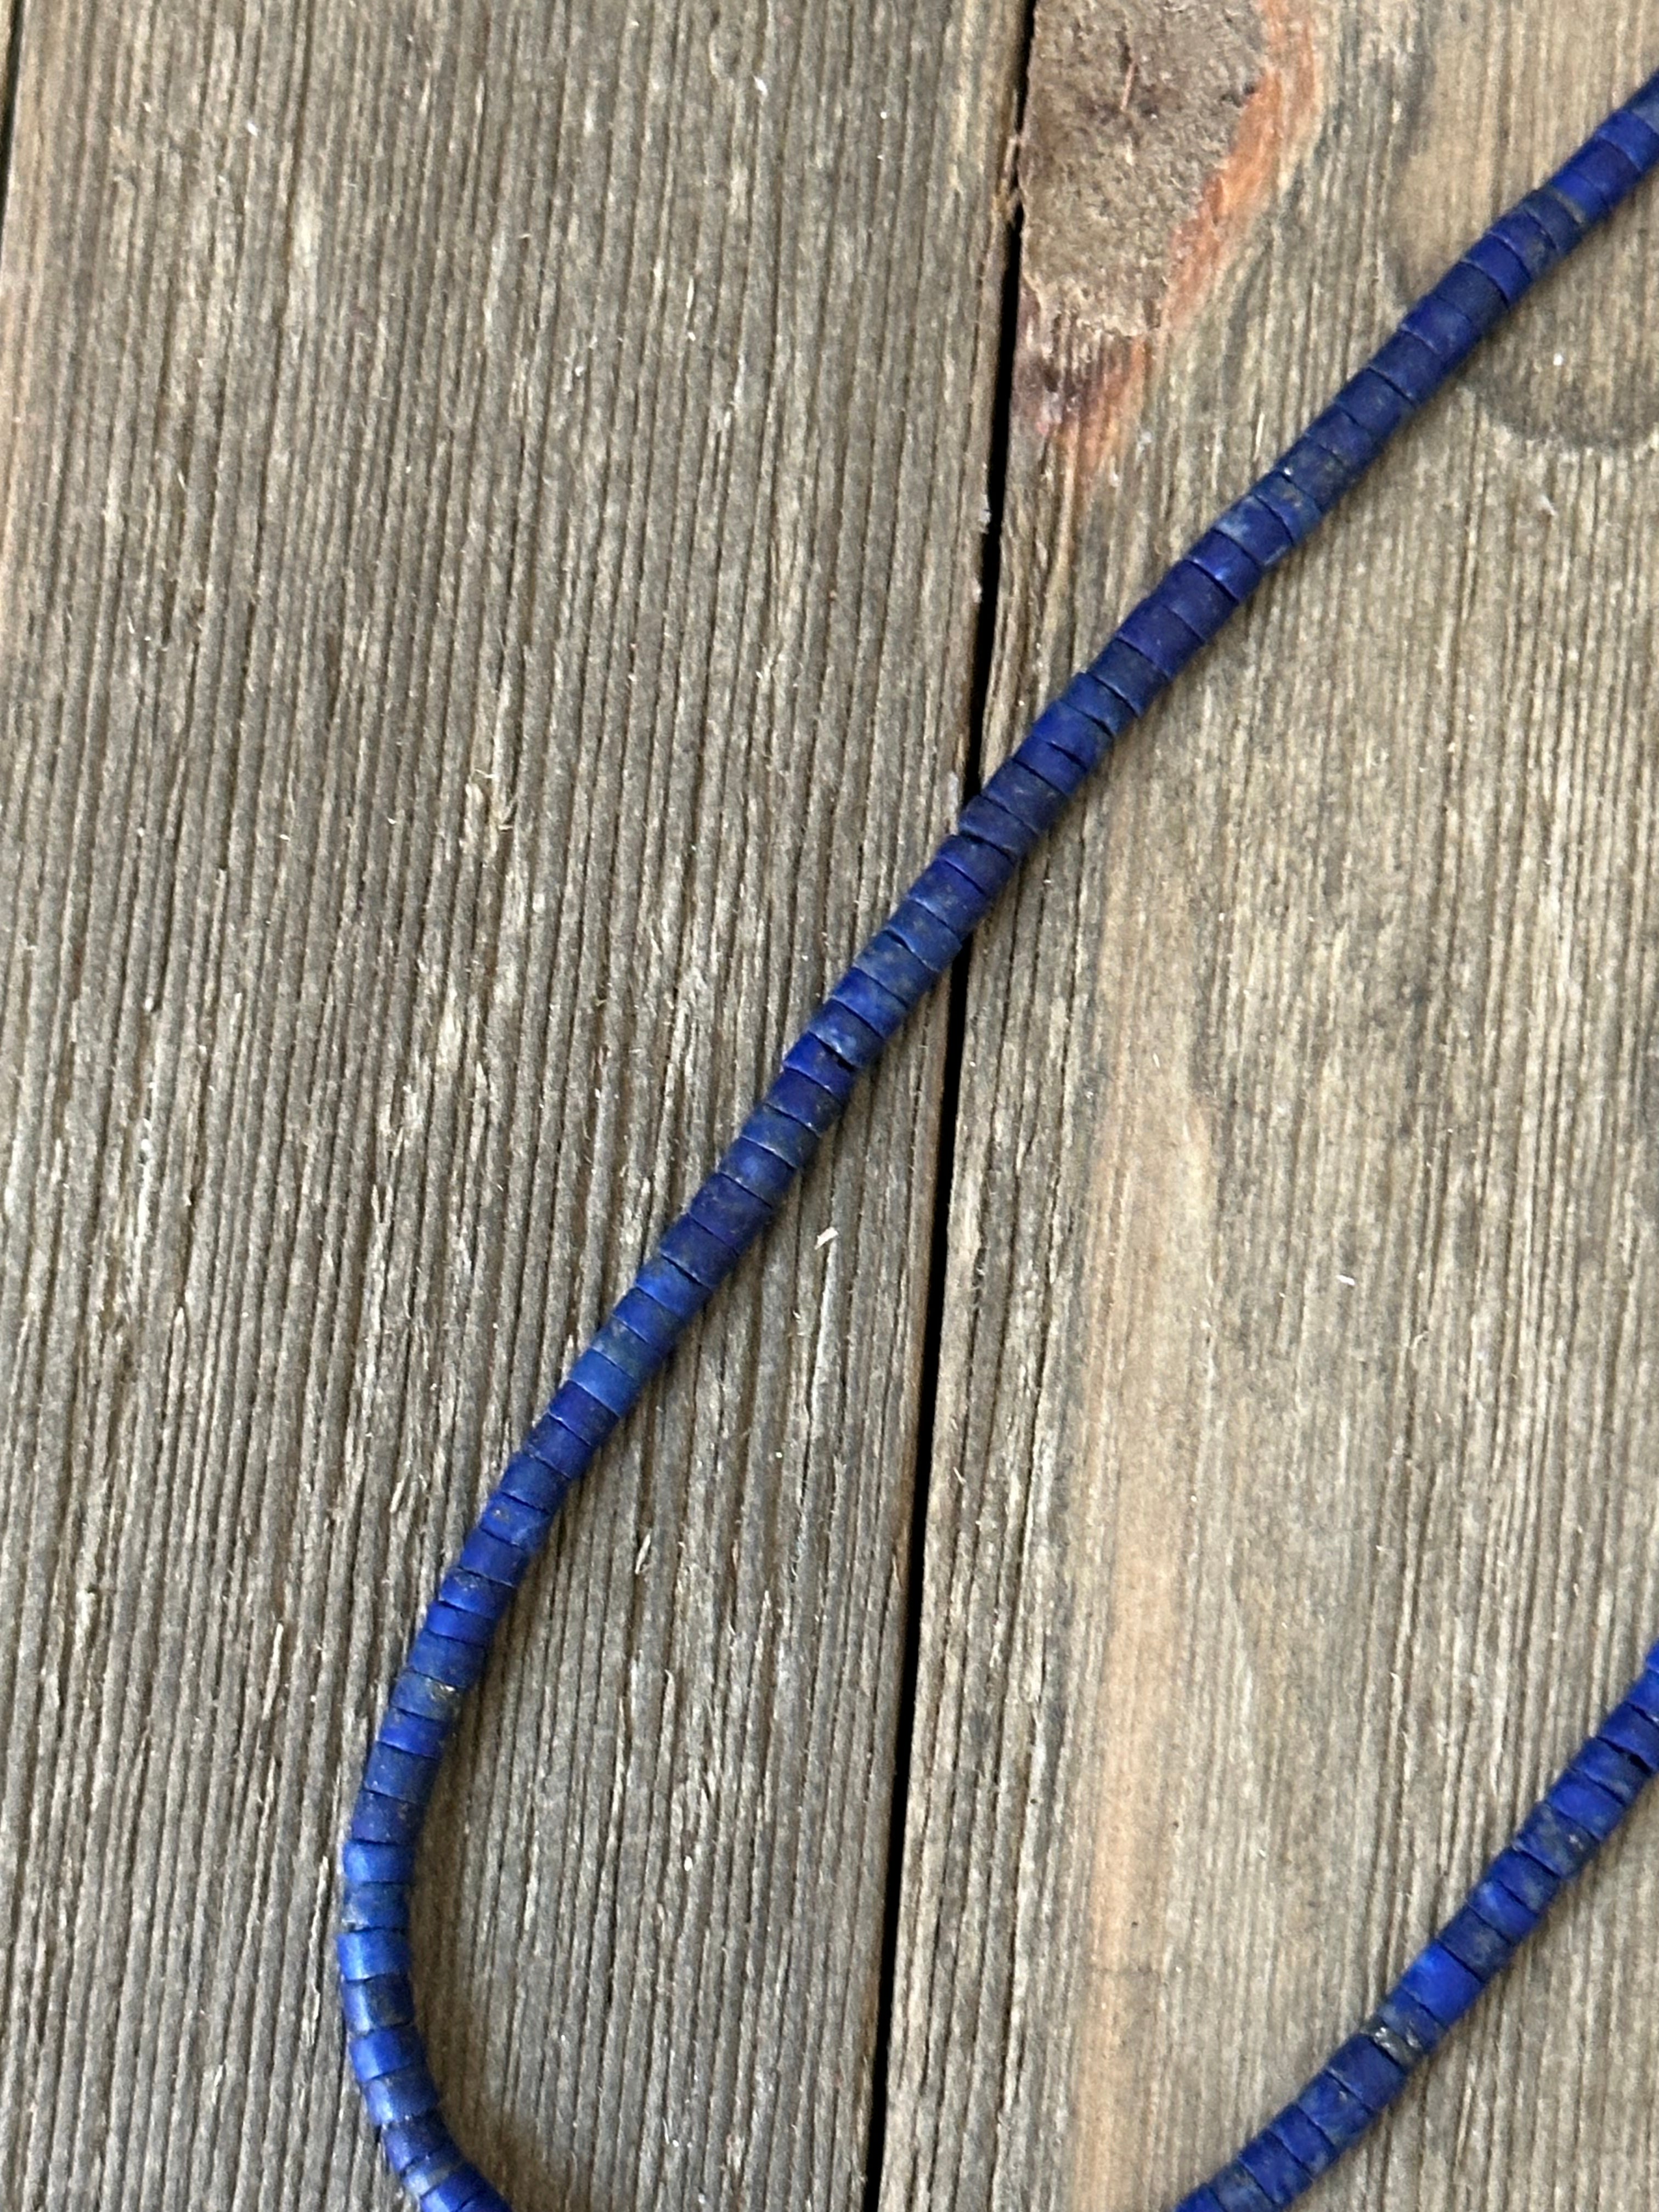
xmin=883 ymin=8 xmax=1659 ymax=2211
xmin=0 ymin=4 xmax=1028 ymax=2209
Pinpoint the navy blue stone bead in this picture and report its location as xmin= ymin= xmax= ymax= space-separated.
xmin=1551 ymin=137 xmax=1637 ymax=223
xmin=1065 ymin=664 xmax=1139 ymax=734
xmin=362 ymin=2060 xmax=441 ymax=2128
xmin=1173 ymin=2192 xmax=1226 ymax=2212
xmin=1397 ymin=1938 xmax=1483 ymax=2027
xmin=1517 ymin=1799 xmax=1597 ymax=1878
xmin=1267 ymin=2103 xmax=1339 ymax=2180
xmin=1437 ymin=1903 xmax=1514 ymax=1980
xmin=1600 ymin=108 xmax=1659 ymax=175
xmin=768 ymin=1064 xmax=846 ymax=1136
xmin=827 ymin=971 xmax=909 ymax=1053
xmin=980 ymin=757 xmax=1068 ymax=837
xmin=1030 ymin=695 xmax=1111 ymax=771
xmin=1297 ymin=2070 xmax=1373 ymax=2152
xmin=1187 ymin=525 xmax=1264 ymax=603
xmin=380 ymin=1703 xmax=452 ymax=1757
xmin=1212 ymin=489 xmax=1296 ymax=570
xmin=1549 ymin=1771 xmax=1626 ymax=1842
xmin=409 ymin=1626 xmax=489 ymax=1691
xmin=782 ymin=1032 xmax=860 ymax=1104
xmin=1118 ymin=595 xmax=1205 ymax=681
xmin=1401 ymin=290 xmax=1481 ymax=371
xmin=1304 ymin=401 xmax=1379 ymax=475
xmin=1255 ymin=469 xmax=1325 ymax=543
xmin=402 ymin=2140 xmax=466 ymax=2199
xmin=1159 ymin=557 xmax=1237 ymax=641
xmin=1210 ymin=2162 xmax=1275 ymax=2212
xmin=1236 ymin=2131 xmax=1311 ymax=2209
xmin=1464 ymin=230 xmax=1536 ymax=306
xmin=661 ymin=1211 xmax=746 ymax=1288
xmin=424 ymin=1598 xmax=493 ymax=1649
xmin=1093 ymin=634 xmax=1170 ymax=714
xmin=589 ymin=1313 xmax=661 ymax=1387
xmin=1328 ymin=2032 xmax=1409 ymax=2113
xmin=548 ymin=1375 xmax=617 ymax=1446
xmin=1633 ymin=71 xmax=1659 ymax=131
xmin=855 ymin=923 xmax=940 ymax=1005
xmin=717 ymin=1135 xmax=800 ymax=1209
xmin=1469 ymin=1871 xmax=1539 ymax=1945
xmin=463 ymin=2187 xmax=512 ymax=2212
xmin=1370 ymin=328 xmax=1447 ymax=407
xmin=959 ymin=790 xmax=1037 ymax=861
xmin=478 ymin=1489 xmax=553 ymax=1552
xmin=911 ymin=854 xmax=994 ymax=933
xmin=607 ymin=1284 xmax=680 ymax=1360
xmin=888 ymin=894 xmax=963 ymax=974
xmin=343 ymin=1839 xmax=417 ymax=1887
xmin=338 ymin=1927 xmax=413 ymax=1982
xmin=1276 ymin=436 xmax=1357 ymax=512
xmin=381 ymin=2113 xmax=452 ymax=2177
xmin=341 ymin=1972 xmax=416 ymax=2035
xmin=1015 ymin=733 xmax=1091 ymax=798
xmin=458 ymin=1527 xmax=533 ymax=1588
xmin=498 ymin=1451 xmax=570 ymax=1516
xmin=1432 ymin=258 xmax=1510 ymax=337
xmin=513 ymin=1424 xmax=592 ymax=1495
xmin=1334 ymin=365 xmax=1413 ymax=442
xmin=1489 ymin=204 xmax=1562 ymax=279
xmin=391 ymin=1661 xmax=468 ymax=1720
xmin=350 ymin=1789 xmax=423 ymax=1845
xmin=1578 ymin=1736 xmax=1651 ymax=1803
xmin=349 ymin=2024 xmax=425 ymax=2084
xmin=1375 ymin=1988 xmax=1446 ymax=2059
xmin=938 ymin=829 xmax=1018 ymax=897
xmin=808 ymin=995 xmax=888 ymax=1068
xmin=1488 ymin=1842 xmax=1561 ymax=1916
xmin=1602 ymin=1701 xmax=1659 ymax=1772
xmin=689 ymin=1173 xmax=774 ymax=1250
xmin=1525 ymin=185 xmax=1588 ymax=252
xmin=341 ymin=1881 xmax=411 ymax=1932
xmin=636 ymin=1248 xmax=717 ymax=1319
xmin=523 ymin=1408 xmax=592 ymax=1479
xmin=426 ymin=2172 xmax=489 ymax=2212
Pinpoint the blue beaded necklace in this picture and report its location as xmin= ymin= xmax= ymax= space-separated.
xmin=338 ymin=67 xmax=1659 ymax=2212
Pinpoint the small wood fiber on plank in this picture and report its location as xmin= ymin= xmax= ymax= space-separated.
xmin=882 ymin=8 xmax=1659 ymax=2212
xmin=0 ymin=4 xmax=1026 ymax=2210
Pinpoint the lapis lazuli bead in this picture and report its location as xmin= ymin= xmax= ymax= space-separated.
xmin=1327 ymin=2032 xmax=1409 ymax=2113
xmin=341 ymin=1972 xmax=415 ymax=2036
xmin=343 ymin=1839 xmax=417 ymax=1888
xmin=1235 ymin=2130 xmax=1311 ymax=2208
xmin=1266 ymin=2102 xmax=1338 ymax=2181
xmin=1093 ymin=634 xmax=1170 ymax=712
xmin=1209 ymin=2161 xmax=1275 ymax=2212
xmin=1297 ymin=2070 xmax=1372 ymax=2151
xmin=1396 ymin=1939 xmax=1483 ymax=2027
xmin=1464 ymin=230 xmax=1536 ymax=306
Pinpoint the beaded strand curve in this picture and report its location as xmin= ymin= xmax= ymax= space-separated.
xmin=338 ymin=67 xmax=1659 ymax=2212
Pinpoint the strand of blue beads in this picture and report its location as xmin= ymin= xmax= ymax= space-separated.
xmin=339 ymin=68 xmax=1659 ymax=2212
xmin=1175 ymin=1643 xmax=1659 ymax=2211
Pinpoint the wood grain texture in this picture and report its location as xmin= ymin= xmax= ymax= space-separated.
xmin=882 ymin=7 xmax=1659 ymax=2212
xmin=0 ymin=2 xmax=1026 ymax=2208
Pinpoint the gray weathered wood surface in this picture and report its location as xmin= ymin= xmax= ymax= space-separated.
xmin=883 ymin=6 xmax=1659 ymax=2212
xmin=0 ymin=0 xmax=1023 ymax=2205
xmin=3 ymin=4 xmax=1659 ymax=2212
